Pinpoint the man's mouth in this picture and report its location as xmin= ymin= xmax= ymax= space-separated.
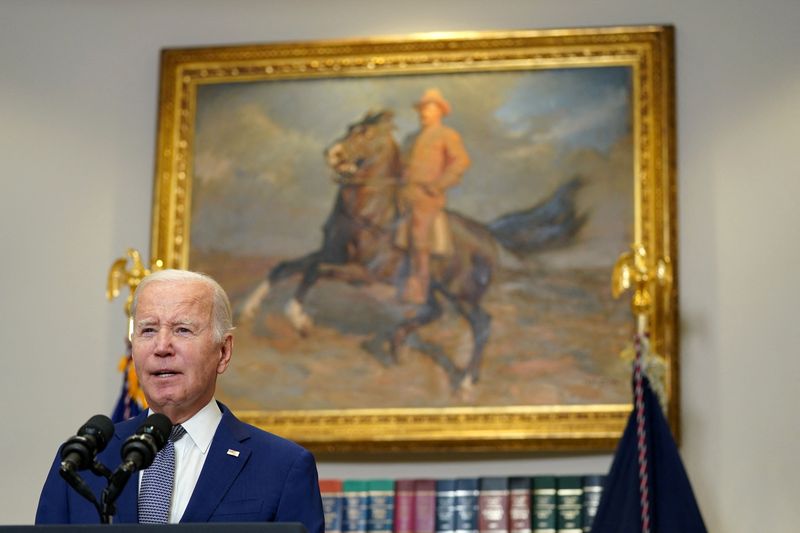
xmin=153 ymin=370 xmax=179 ymax=378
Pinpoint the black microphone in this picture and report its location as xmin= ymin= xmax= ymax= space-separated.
xmin=119 ymin=413 xmax=172 ymax=471
xmin=59 ymin=414 xmax=115 ymax=473
xmin=101 ymin=413 xmax=172 ymax=519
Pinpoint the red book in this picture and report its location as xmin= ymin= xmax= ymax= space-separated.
xmin=394 ymin=480 xmax=416 ymax=533
xmin=478 ymin=477 xmax=510 ymax=533
xmin=320 ymin=479 xmax=344 ymax=533
xmin=414 ymin=479 xmax=437 ymax=533
xmin=509 ymin=477 xmax=531 ymax=533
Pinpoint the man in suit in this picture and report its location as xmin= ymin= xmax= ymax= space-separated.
xmin=36 ymin=269 xmax=324 ymax=532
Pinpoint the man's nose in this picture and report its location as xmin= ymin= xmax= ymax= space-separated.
xmin=153 ymin=329 xmax=174 ymax=355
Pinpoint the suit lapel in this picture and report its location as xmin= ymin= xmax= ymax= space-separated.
xmin=180 ymin=406 xmax=252 ymax=522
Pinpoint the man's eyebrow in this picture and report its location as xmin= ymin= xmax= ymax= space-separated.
xmin=134 ymin=318 xmax=203 ymax=330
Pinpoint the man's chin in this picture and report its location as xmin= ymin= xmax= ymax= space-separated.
xmin=144 ymin=388 xmax=183 ymax=411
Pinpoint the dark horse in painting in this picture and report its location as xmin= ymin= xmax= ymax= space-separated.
xmin=240 ymin=110 xmax=585 ymax=390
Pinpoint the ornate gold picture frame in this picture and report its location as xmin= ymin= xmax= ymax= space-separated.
xmin=150 ymin=26 xmax=677 ymax=454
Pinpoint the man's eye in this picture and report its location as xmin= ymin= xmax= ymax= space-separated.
xmin=175 ymin=327 xmax=192 ymax=335
xmin=139 ymin=327 xmax=156 ymax=335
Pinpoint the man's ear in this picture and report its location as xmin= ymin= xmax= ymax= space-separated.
xmin=217 ymin=334 xmax=233 ymax=374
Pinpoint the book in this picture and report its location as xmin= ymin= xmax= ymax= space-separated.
xmin=580 ymin=475 xmax=605 ymax=532
xmin=454 ymin=477 xmax=480 ymax=533
xmin=320 ymin=479 xmax=344 ymax=533
xmin=342 ymin=479 xmax=369 ymax=533
xmin=509 ymin=477 xmax=532 ymax=533
xmin=436 ymin=478 xmax=458 ymax=533
xmin=478 ymin=477 xmax=510 ymax=533
xmin=329 ymin=473 xmax=596 ymax=533
xmin=415 ymin=479 xmax=437 ymax=533
xmin=532 ymin=476 xmax=557 ymax=533
xmin=393 ymin=480 xmax=416 ymax=533
xmin=366 ymin=479 xmax=395 ymax=533
xmin=556 ymin=476 xmax=583 ymax=533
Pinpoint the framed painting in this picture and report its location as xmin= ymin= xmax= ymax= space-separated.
xmin=150 ymin=26 xmax=677 ymax=453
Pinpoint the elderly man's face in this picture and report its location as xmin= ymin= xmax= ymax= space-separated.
xmin=417 ymin=101 xmax=443 ymax=127
xmin=131 ymin=280 xmax=232 ymax=423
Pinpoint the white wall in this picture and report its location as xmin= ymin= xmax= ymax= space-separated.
xmin=1 ymin=0 xmax=798 ymax=529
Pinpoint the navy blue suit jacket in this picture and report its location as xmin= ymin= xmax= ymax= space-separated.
xmin=36 ymin=404 xmax=324 ymax=533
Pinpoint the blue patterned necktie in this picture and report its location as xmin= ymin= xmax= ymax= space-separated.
xmin=138 ymin=424 xmax=187 ymax=523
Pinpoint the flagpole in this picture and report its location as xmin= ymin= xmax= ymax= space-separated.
xmin=632 ymin=320 xmax=651 ymax=533
xmin=612 ymin=245 xmax=669 ymax=533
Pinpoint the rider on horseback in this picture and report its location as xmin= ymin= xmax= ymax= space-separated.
xmin=395 ymin=88 xmax=471 ymax=304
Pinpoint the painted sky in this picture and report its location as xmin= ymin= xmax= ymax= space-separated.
xmin=190 ymin=67 xmax=633 ymax=265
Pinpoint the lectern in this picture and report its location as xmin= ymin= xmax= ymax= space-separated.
xmin=0 ymin=524 xmax=307 ymax=533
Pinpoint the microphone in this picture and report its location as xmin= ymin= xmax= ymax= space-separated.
xmin=101 ymin=413 xmax=172 ymax=519
xmin=119 ymin=413 xmax=172 ymax=471
xmin=57 ymin=414 xmax=114 ymax=521
xmin=59 ymin=414 xmax=115 ymax=472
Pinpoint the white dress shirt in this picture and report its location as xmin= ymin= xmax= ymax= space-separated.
xmin=139 ymin=399 xmax=223 ymax=523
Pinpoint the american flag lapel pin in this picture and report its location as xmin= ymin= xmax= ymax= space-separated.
xmin=227 ymin=449 xmax=240 ymax=457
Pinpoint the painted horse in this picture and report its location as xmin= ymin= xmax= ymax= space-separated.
xmin=240 ymin=110 xmax=499 ymax=389
xmin=240 ymin=109 xmax=586 ymax=389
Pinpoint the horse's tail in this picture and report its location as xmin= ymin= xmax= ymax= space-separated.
xmin=486 ymin=175 xmax=587 ymax=255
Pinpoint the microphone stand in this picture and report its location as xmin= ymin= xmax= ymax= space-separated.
xmin=59 ymin=458 xmax=125 ymax=524
xmin=100 ymin=460 xmax=137 ymax=524
xmin=62 ymin=415 xmax=170 ymax=524
xmin=58 ymin=462 xmax=104 ymax=522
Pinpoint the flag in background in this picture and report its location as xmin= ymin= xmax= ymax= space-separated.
xmin=111 ymin=345 xmax=146 ymax=422
xmin=106 ymin=249 xmax=159 ymax=422
xmin=590 ymin=333 xmax=707 ymax=533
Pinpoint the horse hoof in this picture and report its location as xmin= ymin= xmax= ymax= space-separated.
xmin=239 ymin=281 xmax=270 ymax=322
xmin=285 ymin=298 xmax=313 ymax=333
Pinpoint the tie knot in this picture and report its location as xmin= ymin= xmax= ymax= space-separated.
xmin=169 ymin=424 xmax=186 ymax=442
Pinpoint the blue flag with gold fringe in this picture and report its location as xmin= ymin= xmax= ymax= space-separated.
xmin=111 ymin=351 xmax=146 ymax=423
xmin=590 ymin=335 xmax=707 ymax=533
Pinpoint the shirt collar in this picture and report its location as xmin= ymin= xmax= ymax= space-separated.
xmin=148 ymin=398 xmax=222 ymax=454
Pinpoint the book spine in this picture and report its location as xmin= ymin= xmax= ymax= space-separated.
xmin=454 ymin=478 xmax=480 ymax=533
xmin=320 ymin=479 xmax=344 ymax=533
xmin=367 ymin=479 xmax=395 ymax=533
xmin=415 ymin=479 xmax=437 ymax=533
xmin=580 ymin=475 xmax=604 ymax=532
xmin=436 ymin=479 xmax=458 ymax=533
xmin=509 ymin=477 xmax=532 ymax=533
xmin=532 ymin=476 xmax=557 ymax=533
xmin=556 ymin=476 xmax=583 ymax=533
xmin=478 ymin=477 xmax=510 ymax=533
xmin=342 ymin=479 xmax=369 ymax=533
xmin=393 ymin=479 xmax=416 ymax=533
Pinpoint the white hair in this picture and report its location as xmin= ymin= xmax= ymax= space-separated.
xmin=131 ymin=269 xmax=233 ymax=343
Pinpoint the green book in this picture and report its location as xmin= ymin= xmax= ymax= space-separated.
xmin=532 ymin=476 xmax=557 ymax=533
xmin=556 ymin=476 xmax=583 ymax=533
xmin=367 ymin=479 xmax=395 ymax=533
xmin=343 ymin=479 xmax=369 ymax=533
